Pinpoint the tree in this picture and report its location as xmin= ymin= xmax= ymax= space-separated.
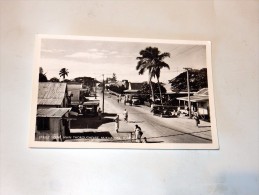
xmin=112 ymin=73 xmax=117 ymax=82
xmin=136 ymin=47 xmax=170 ymax=103
xmin=49 ymin=77 xmax=59 ymax=82
xmin=105 ymin=73 xmax=117 ymax=84
xmin=108 ymin=84 xmax=126 ymax=94
xmin=59 ymin=68 xmax=69 ymax=81
xmin=39 ymin=67 xmax=48 ymax=82
xmin=139 ymin=82 xmax=166 ymax=104
xmin=140 ymin=81 xmax=166 ymax=100
xmin=153 ymin=58 xmax=170 ymax=105
xmin=169 ymin=68 xmax=208 ymax=92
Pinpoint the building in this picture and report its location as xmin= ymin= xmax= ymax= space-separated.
xmin=176 ymin=88 xmax=210 ymax=120
xmin=37 ymin=82 xmax=69 ymax=108
xmin=36 ymin=82 xmax=72 ymax=141
xmin=36 ymin=108 xmax=71 ymax=141
xmin=124 ymin=82 xmax=143 ymax=94
xmin=123 ymin=82 xmax=143 ymax=103
xmin=67 ymin=83 xmax=83 ymax=106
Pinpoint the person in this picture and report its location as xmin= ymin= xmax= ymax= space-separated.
xmin=193 ymin=112 xmax=200 ymax=127
xmin=172 ymin=109 xmax=176 ymax=117
xmin=134 ymin=125 xmax=143 ymax=143
xmin=114 ymin=115 xmax=119 ymax=132
xmin=78 ymin=105 xmax=84 ymax=116
xmin=123 ymin=109 xmax=128 ymax=122
xmin=97 ymin=107 xmax=102 ymax=120
xmin=150 ymin=103 xmax=154 ymax=112
xmin=177 ymin=106 xmax=181 ymax=117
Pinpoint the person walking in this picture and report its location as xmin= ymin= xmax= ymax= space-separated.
xmin=193 ymin=111 xmax=200 ymax=127
xmin=134 ymin=125 xmax=143 ymax=143
xmin=115 ymin=115 xmax=119 ymax=133
xmin=123 ymin=109 xmax=128 ymax=122
xmin=97 ymin=107 xmax=102 ymax=120
xmin=124 ymin=96 xmax=126 ymax=105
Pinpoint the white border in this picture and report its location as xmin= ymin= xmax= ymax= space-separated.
xmin=29 ymin=34 xmax=219 ymax=149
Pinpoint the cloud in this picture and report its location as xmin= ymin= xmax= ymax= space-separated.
xmin=114 ymin=54 xmax=134 ymax=58
xmin=65 ymin=52 xmax=107 ymax=59
xmin=109 ymin=51 xmax=118 ymax=55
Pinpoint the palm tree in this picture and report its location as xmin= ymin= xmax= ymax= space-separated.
xmin=59 ymin=68 xmax=69 ymax=81
xmin=136 ymin=47 xmax=170 ymax=103
xmin=153 ymin=60 xmax=170 ymax=105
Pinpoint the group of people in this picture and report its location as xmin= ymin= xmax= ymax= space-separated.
xmin=114 ymin=108 xmax=144 ymax=143
xmin=98 ymin=104 xmax=200 ymax=144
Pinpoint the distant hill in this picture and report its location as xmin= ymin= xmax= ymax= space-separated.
xmin=169 ymin=68 xmax=208 ymax=92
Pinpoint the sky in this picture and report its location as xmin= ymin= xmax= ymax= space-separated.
xmin=40 ymin=37 xmax=207 ymax=84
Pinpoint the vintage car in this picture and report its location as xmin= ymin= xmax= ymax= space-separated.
xmin=131 ymin=96 xmax=141 ymax=105
xmin=152 ymin=106 xmax=172 ymax=118
xmin=83 ymin=101 xmax=100 ymax=117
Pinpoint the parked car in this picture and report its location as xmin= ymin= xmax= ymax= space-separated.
xmin=152 ymin=106 xmax=172 ymax=118
xmin=131 ymin=96 xmax=140 ymax=105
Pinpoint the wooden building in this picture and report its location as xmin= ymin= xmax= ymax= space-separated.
xmin=36 ymin=82 xmax=72 ymax=141
xmin=36 ymin=108 xmax=71 ymax=141
xmin=177 ymin=88 xmax=210 ymax=120
xmin=38 ymin=82 xmax=68 ymax=108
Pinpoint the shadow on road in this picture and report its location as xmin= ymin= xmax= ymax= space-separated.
xmin=145 ymin=130 xmax=212 ymax=142
xmin=143 ymin=140 xmax=164 ymax=143
xmin=128 ymin=120 xmax=145 ymax=123
xmin=70 ymin=113 xmax=117 ymax=129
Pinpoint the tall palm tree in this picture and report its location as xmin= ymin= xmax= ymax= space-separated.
xmin=153 ymin=59 xmax=170 ymax=105
xmin=59 ymin=68 xmax=69 ymax=81
xmin=136 ymin=47 xmax=170 ymax=103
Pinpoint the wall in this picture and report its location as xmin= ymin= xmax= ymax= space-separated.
xmin=0 ymin=1 xmax=258 ymax=195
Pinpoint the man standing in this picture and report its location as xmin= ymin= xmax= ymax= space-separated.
xmin=123 ymin=109 xmax=128 ymax=122
xmin=97 ymin=107 xmax=102 ymax=120
xmin=134 ymin=125 xmax=143 ymax=143
xmin=193 ymin=111 xmax=200 ymax=127
xmin=115 ymin=115 xmax=119 ymax=133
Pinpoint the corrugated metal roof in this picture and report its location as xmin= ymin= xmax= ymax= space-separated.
xmin=37 ymin=108 xmax=71 ymax=118
xmin=83 ymin=100 xmax=100 ymax=106
xmin=195 ymin=88 xmax=208 ymax=96
xmin=67 ymin=84 xmax=82 ymax=90
xmin=129 ymin=82 xmax=143 ymax=90
xmin=177 ymin=96 xmax=209 ymax=102
xmin=38 ymin=82 xmax=67 ymax=106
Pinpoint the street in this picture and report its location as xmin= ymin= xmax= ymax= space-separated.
xmin=68 ymin=89 xmax=212 ymax=143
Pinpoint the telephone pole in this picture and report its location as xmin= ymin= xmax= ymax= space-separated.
xmin=183 ymin=68 xmax=192 ymax=118
xmin=102 ymin=74 xmax=105 ymax=113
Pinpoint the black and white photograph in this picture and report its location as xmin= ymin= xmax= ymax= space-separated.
xmin=29 ymin=35 xmax=218 ymax=149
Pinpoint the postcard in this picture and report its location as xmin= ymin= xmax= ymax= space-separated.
xmin=29 ymin=35 xmax=218 ymax=149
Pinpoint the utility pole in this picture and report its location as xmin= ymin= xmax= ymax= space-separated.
xmin=183 ymin=68 xmax=192 ymax=118
xmin=102 ymin=74 xmax=105 ymax=113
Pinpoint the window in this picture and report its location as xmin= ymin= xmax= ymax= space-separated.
xmin=37 ymin=117 xmax=50 ymax=130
